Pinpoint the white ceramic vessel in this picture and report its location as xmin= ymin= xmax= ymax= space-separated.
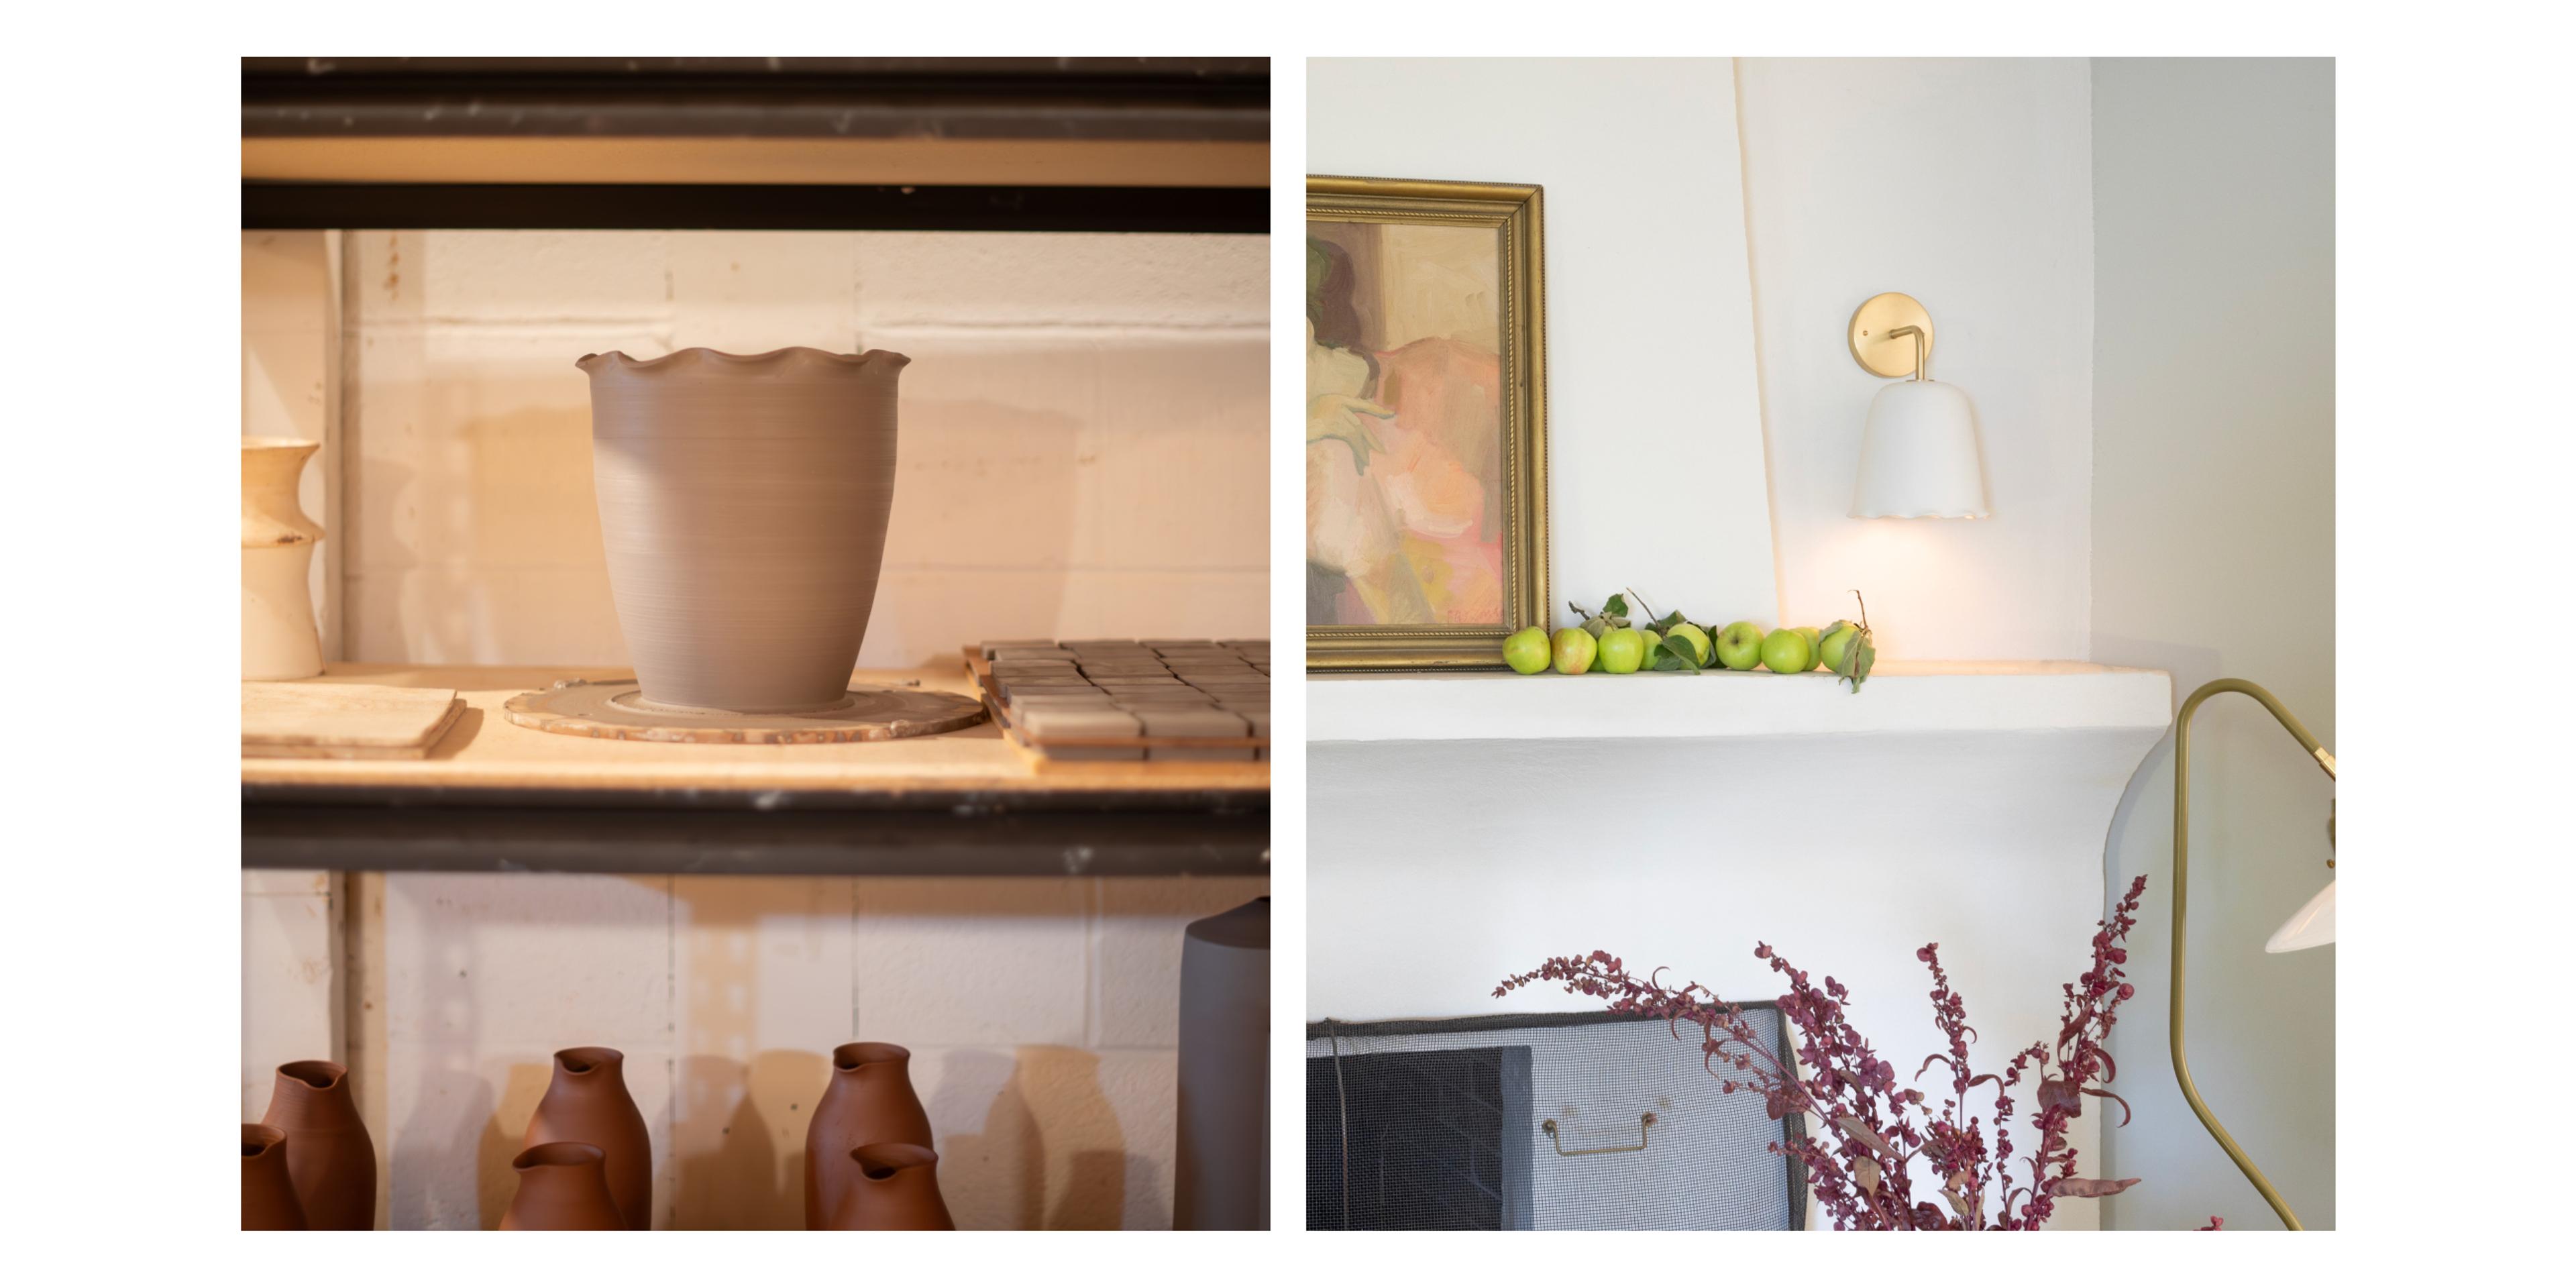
xmin=242 ymin=438 xmax=323 ymax=681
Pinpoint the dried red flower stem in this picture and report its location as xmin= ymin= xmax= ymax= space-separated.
xmin=1498 ymin=874 xmax=2166 ymax=1231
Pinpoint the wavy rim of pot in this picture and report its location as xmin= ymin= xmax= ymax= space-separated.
xmin=576 ymin=346 xmax=910 ymax=375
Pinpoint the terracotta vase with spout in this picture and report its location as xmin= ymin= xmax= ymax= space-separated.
xmin=804 ymin=1041 xmax=934 ymax=1230
xmin=241 ymin=438 xmax=324 ymax=680
xmin=825 ymin=1144 xmax=956 ymax=1230
xmin=260 ymin=1059 xmax=376 ymax=1229
xmin=241 ymin=1124 xmax=307 ymax=1230
xmin=501 ymin=1142 xmax=627 ymax=1230
xmin=522 ymin=1046 xmax=652 ymax=1230
xmin=577 ymin=347 xmax=910 ymax=714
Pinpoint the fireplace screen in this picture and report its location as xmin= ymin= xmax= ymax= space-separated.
xmin=1307 ymin=1010 xmax=1805 ymax=1230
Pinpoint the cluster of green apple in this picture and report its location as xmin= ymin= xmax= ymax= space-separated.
xmin=1499 ymin=590 xmax=1878 ymax=692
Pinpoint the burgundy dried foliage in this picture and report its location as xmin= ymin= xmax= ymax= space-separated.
xmin=1497 ymin=874 xmax=2164 ymax=1230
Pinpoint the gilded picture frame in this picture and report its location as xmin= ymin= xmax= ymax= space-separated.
xmin=1305 ymin=174 xmax=1549 ymax=671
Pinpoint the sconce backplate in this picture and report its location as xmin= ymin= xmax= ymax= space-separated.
xmin=1849 ymin=292 xmax=1936 ymax=378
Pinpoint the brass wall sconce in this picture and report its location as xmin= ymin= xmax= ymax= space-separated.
xmin=1847 ymin=291 xmax=1990 ymax=519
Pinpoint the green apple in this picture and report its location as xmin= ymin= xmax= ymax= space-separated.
xmin=1792 ymin=626 xmax=1824 ymax=671
xmin=1597 ymin=627 xmax=1646 ymax=674
xmin=1759 ymin=627 xmax=1813 ymax=675
xmin=1666 ymin=622 xmax=1712 ymax=666
xmin=1551 ymin=627 xmax=1598 ymax=675
xmin=1715 ymin=621 xmax=1766 ymax=670
xmin=1502 ymin=626 xmax=1551 ymax=674
xmin=1817 ymin=623 xmax=1858 ymax=674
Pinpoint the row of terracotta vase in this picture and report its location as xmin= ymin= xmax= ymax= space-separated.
xmin=243 ymin=1042 xmax=954 ymax=1230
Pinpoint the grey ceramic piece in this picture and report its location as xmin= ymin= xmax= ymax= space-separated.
xmin=580 ymin=347 xmax=908 ymax=714
xmin=1175 ymin=898 xmax=1269 ymax=1230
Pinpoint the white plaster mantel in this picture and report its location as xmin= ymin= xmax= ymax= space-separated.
xmin=1306 ymin=661 xmax=2174 ymax=1231
xmin=1311 ymin=660 xmax=2171 ymax=743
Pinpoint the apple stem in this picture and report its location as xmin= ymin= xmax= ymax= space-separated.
xmin=1627 ymin=587 xmax=1660 ymax=625
xmin=1850 ymin=589 xmax=1872 ymax=635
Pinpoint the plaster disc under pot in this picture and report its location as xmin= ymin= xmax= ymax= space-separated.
xmin=504 ymin=677 xmax=985 ymax=744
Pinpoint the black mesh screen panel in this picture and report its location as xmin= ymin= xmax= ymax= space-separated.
xmin=1307 ymin=1010 xmax=1805 ymax=1231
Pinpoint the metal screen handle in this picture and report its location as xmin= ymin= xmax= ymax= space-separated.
xmin=1542 ymin=1113 xmax=1655 ymax=1157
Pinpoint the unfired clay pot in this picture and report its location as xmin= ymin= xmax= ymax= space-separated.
xmin=522 ymin=1046 xmax=653 ymax=1230
xmin=804 ymin=1041 xmax=935 ymax=1230
xmin=241 ymin=438 xmax=324 ymax=681
xmin=825 ymin=1144 xmax=956 ymax=1230
xmin=577 ymin=347 xmax=910 ymax=714
xmin=500 ymin=1142 xmax=627 ymax=1231
xmin=241 ymin=1124 xmax=307 ymax=1230
xmin=260 ymin=1059 xmax=376 ymax=1230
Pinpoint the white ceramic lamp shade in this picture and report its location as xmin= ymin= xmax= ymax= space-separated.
xmin=1851 ymin=380 xmax=1989 ymax=519
xmin=2265 ymin=879 xmax=2336 ymax=953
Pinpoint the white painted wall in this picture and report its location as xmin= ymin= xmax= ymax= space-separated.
xmin=2090 ymin=58 xmax=2336 ymax=1232
xmin=341 ymin=229 xmax=1268 ymax=667
xmin=1737 ymin=58 xmax=2095 ymax=659
xmin=1307 ymin=58 xmax=1778 ymax=627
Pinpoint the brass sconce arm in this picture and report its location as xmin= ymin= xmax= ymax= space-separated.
xmin=2169 ymin=678 xmax=2334 ymax=1231
xmin=1885 ymin=324 xmax=1928 ymax=380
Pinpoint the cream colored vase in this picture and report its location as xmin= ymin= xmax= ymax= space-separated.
xmin=242 ymin=439 xmax=324 ymax=681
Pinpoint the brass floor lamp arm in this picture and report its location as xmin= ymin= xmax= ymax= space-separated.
xmin=2169 ymin=678 xmax=2333 ymax=1232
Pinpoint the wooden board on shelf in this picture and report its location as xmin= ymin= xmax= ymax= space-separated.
xmin=243 ymin=682 xmax=466 ymax=760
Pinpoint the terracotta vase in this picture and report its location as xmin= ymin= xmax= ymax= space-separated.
xmin=804 ymin=1041 xmax=935 ymax=1230
xmin=576 ymin=347 xmax=910 ymax=714
xmin=241 ymin=1124 xmax=307 ymax=1230
xmin=522 ymin=1046 xmax=652 ymax=1230
xmin=241 ymin=438 xmax=324 ymax=680
xmin=500 ymin=1142 xmax=627 ymax=1231
xmin=824 ymin=1144 xmax=956 ymax=1230
xmin=260 ymin=1059 xmax=376 ymax=1230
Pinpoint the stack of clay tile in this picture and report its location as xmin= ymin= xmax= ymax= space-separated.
xmin=977 ymin=639 xmax=1269 ymax=761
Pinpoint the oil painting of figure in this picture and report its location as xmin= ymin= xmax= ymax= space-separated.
xmin=1305 ymin=221 xmax=1506 ymax=627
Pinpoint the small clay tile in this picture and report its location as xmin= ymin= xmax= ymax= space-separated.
xmin=991 ymin=647 xmax=1079 ymax=663
xmin=978 ymin=639 xmax=1057 ymax=658
xmin=1096 ymin=678 xmax=1187 ymax=689
xmin=1061 ymin=638 xmax=1140 ymax=649
xmin=998 ymin=681 xmax=1099 ymax=702
xmin=1135 ymin=706 xmax=1248 ymax=737
xmin=1018 ymin=706 xmax=1142 ymax=740
xmin=1008 ymin=691 xmax=1115 ymax=708
xmin=1079 ymin=664 xmax=1173 ymax=677
xmin=1112 ymin=695 xmax=1216 ymax=710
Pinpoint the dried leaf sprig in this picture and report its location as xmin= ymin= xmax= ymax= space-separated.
xmin=1497 ymin=875 xmax=2210 ymax=1230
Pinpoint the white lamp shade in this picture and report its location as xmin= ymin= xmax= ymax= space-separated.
xmin=2264 ymin=879 xmax=2336 ymax=953
xmin=1851 ymin=380 xmax=1990 ymax=518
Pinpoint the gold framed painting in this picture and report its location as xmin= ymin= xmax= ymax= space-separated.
xmin=1305 ymin=175 xmax=1549 ymax=671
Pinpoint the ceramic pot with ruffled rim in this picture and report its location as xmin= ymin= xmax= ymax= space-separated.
xmin=578 ymin=347 xmax=910 ymax=714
